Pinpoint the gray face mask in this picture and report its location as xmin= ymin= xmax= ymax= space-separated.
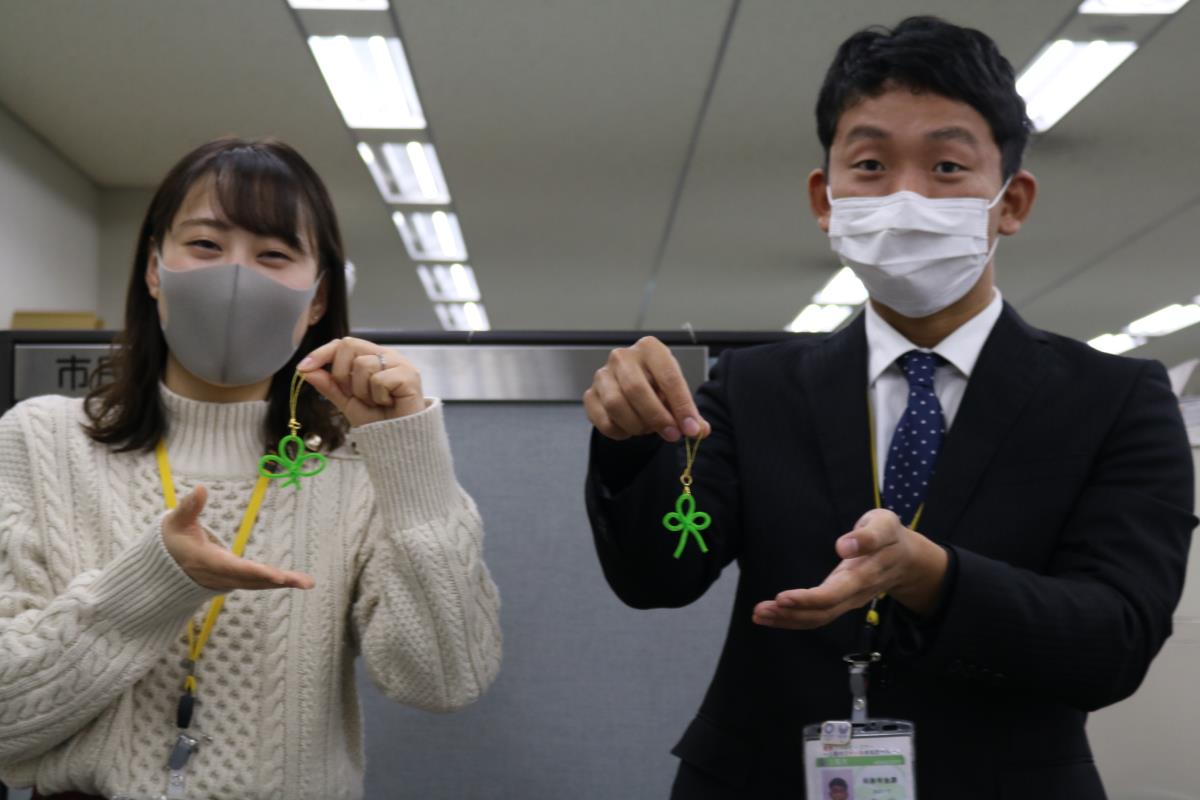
xmin=157 ymin=256 xmax=320 ymax=387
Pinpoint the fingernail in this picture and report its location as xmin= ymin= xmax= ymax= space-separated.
xmin=662 ymin=426 xmax=680 ymax=441
xmin=840 ymin=537 xmax=860 ymax=557
xmin=298 ymin=357 xmax=314 ymax=370
xmin=682 ymin=417 xmax=700 ymax=437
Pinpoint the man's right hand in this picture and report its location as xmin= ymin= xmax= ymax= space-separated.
xmin=584 ymin=336 xmax=711 ymax=442
xmin=162 ymin=485 xmax=316 ymax=591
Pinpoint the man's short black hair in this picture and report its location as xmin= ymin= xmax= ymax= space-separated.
xmin=829 ymin=777 xmax=848 ymax=789
xmin=816 ymin=16 xmax=1033 ymax=178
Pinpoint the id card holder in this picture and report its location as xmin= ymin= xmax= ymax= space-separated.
xmin=803 ymin=719 xmax=916 ymax=800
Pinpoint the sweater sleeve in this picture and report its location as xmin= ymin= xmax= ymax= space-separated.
xmin=345 ymin=400 xmax=502 ymax=712
xmin=0 ymin=401 xmax=217 ymax=765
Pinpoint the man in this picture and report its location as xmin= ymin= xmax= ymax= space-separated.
xmin=583 ymin=16 xmax=1195 ymax=798
xmin=828 ymin=776 xmax=849 ymax=800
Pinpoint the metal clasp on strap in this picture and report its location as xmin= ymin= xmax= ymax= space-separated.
xmin=843 ymin=651 xmax=881 ymax=722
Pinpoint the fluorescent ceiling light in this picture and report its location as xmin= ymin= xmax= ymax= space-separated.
xmin=1125 ymin=303 xmax=1200 ymax=337
xmin=813 ymin=267 xmax=869 ymax=306
xmin=417 ymin=263 xmax=481 ymax=302
xmin=1088 ymin=332 xmax=1143 ymax=354
xmin=435 ymin=302 xmax=491 ymax=331
xmin=308 ymin=35 xmax=425 ymax=129
xmin=786 ymin=304 xmax=853 ymax=333
xmin=463 ymin=302 xmax=490 ymax=331
xmin=392 ymin=211 xmax=468 ymax=261
xmin=358 ymin=141 xmax=450 ymax=203
xmin=1078 ymin=0 xmax=1190 ymax=13
xmin=1017 ymin=39 xmax=1137 ymax=132
xmin=431 ymin=211 xmax=460 ymax=257
xmin=289 ymin=0 xmax=389 ymax=8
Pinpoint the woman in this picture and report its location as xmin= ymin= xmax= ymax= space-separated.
xmin=0 ymin=138 xmax=502 ymax=799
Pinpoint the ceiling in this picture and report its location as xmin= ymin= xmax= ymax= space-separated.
xmin=0 ymin=0 xmax=1197 ymax=366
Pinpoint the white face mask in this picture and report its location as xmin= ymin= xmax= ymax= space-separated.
xmin=826 ymin=180 xmax=1009 ymax=318
xmin=156 ymin=255 xmax=321 ymax=387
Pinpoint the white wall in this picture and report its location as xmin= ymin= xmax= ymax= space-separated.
xmin=97 ymin=187 xmax=154 ymax=329
xmin=0 ymin=104 xmax=98 ymax=328
xmin=1088 ymin=445 xmax=1200 ymax=800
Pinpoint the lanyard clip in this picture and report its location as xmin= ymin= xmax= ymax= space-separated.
xmin=843 ymin=651 xmax=881 ymax=722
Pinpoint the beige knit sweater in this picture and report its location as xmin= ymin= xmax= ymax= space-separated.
xmin=0 ymin=386 xmax=502 ymax=799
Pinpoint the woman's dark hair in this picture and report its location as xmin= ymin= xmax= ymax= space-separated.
xmin=85 ymin=137 xmax=351 ymax=453
xmin=816 ymin=16 xmax=1033 ymax=179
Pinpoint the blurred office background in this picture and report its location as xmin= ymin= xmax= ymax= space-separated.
xmin=0 ymin=2 xmax=1197 ymax=798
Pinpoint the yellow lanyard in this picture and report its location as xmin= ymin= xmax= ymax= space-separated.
xmin=155 ymin=440 xmax=270 ymax=696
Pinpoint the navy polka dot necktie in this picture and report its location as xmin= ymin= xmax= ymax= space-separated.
xmin=882 ymin=350 xmax=946 ymax=527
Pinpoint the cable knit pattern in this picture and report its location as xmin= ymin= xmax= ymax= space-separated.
xmin=347 ymin=417 xmax=502 ymax=711
xmin=0 ymin=387 xmax=501 ymax=799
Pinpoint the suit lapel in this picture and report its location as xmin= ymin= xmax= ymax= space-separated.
xmin=918 ymin=303 xmax=1053 ymax=543
xmin=798 ymin=313 xmax=876 ymax=534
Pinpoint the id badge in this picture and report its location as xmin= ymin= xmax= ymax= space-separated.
xmin=802 ymin=719 xmax=916 ymax=800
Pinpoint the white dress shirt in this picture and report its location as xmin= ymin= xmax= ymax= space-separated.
xmin=866 ymin=289 xmax=1004 ymax=487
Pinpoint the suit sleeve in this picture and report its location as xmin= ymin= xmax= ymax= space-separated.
xmin=898 ymin=359 xmax=1196 ymax=711
xmin=584 ymin=349 xmax=742 ymax=609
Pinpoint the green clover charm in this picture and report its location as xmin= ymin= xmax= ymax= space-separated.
xmin=258 ymin=434 xmax=327 ymax=489
xmin=662 ymin=491 xmax=711 ymax=559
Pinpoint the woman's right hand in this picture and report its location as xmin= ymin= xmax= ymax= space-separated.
xmin=584 ymin=336 xmax=711 ymax=443
xmin=161 ymin=486 xmax=316 ymax=591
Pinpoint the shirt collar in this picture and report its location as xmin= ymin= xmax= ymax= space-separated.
xmin=865 ymin=289 xmax=1004 ymax=386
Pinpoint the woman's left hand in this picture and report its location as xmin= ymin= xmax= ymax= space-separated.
xmin=298 ymin=337 xmax=426 ymax=427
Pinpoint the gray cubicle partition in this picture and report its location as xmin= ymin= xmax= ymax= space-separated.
xmin=359 ymin=402 xmax=736 ymax=799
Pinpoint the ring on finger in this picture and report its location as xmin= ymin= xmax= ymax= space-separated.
xmin=376 ymin=353 xmax=387 ymax=371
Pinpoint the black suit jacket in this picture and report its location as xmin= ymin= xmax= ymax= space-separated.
xmin=586 ymin=305 xmax=1196 ymax=799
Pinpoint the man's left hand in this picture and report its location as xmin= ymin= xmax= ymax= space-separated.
xmin=751 ymin=509 xmax=948 ymax=629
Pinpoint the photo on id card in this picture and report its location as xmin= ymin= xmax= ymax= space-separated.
xmin=802 ymin=719 xmax=916 ymax=800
